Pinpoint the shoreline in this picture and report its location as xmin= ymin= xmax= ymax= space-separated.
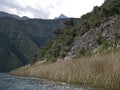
xmin=10 ymin=72 xmax=110 ymax=90
xmin=11 ymin=51 xmax=120 ymax=90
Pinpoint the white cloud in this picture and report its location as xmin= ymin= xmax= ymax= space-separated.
xmin=52 ymin=0 xmax=104 ymax=18
xmin=0 ymin=0 xmax=104 ymax=19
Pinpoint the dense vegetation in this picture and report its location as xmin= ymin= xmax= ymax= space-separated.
xmin=32 ymin=18 xmax=77 ymax=63
xmin=32 ymin=0 xmax=120 ymax=63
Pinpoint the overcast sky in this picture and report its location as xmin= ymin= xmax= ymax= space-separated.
xmin=0 ymin=0 xmax=104 ymax=19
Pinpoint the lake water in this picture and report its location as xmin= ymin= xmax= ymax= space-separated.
xmin=0 ymin=73 xmax=108 ymax=90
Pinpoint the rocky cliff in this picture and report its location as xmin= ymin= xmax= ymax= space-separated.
xmin=67 ymin=15 xmax=120 ymax=57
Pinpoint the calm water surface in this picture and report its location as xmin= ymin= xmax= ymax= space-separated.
xmin=0 ymin=73 xmax=108 ymax=90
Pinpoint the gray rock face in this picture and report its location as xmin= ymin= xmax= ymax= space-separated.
xmin=67 ymin=15 xmax=120 ymax=57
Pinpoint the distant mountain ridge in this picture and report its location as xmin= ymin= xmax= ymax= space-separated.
xmin=0 ymin=11 xmax=29 ymax=20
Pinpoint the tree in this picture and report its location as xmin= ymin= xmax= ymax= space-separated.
xmin=64 ymin=18 xmax=74 ymax=27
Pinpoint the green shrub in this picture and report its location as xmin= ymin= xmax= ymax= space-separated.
xmin=79 ymin=47 xmax=86 ymax=56
xmin=99 ymin=41 xmax=110 ymax=53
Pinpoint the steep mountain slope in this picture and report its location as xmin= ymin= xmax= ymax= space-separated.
xmin=0 ymin=33 xmax=23 ymax=71
xmin=33 ymin=0 xmax=120 ymax=62
xmin=31 ymin=18 xmax=79 ymax=63
xmin=67 ymin=0 xmax=120 ymax=57
xmin=67 ymin=16 xmax=120 ymax=57
xmin=0 ymin=16 xmax=76 ymax=72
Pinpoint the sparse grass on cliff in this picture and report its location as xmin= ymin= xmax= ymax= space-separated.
xmin=11 ymin=50 xmax=120 ymax=90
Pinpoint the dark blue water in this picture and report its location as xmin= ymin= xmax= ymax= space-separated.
xmin=0 ymin=73 xmax=107 ymax=90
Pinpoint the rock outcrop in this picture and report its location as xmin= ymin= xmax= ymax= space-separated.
xmin=67 ymin=15 xmax=120 ymax=57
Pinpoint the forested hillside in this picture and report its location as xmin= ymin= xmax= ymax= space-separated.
xmin=0 ymin=16 xmax=78 ymax=71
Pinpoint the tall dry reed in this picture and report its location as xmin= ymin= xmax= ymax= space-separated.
xmin=11 ymin=51 xmax=120 ymax=89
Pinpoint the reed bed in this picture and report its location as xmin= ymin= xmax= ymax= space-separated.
xmin=11 ymin=51 xmax=120 ymax=89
